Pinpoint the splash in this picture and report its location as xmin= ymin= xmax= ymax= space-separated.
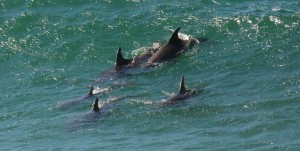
xmin=92 ymin=86 xmax=111 ymax=95
xmin=269 ymin=16 xmax=282 ymax=25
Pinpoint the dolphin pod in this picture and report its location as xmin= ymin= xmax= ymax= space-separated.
xmin=60 ymin=27 xmax=206 ymax=129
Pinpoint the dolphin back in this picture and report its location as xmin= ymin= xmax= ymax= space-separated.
xmin=92 ymin=98 xmax=100 ymax=112
xmin=168 ymin=27 xmax=182 ymax=46
xmin=178 ymin=75 xmax=187 ymax=94
xmin=115 ymin=47 xmax=133 ymax=68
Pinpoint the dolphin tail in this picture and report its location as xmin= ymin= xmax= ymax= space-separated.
xmin=168 ymin=27 xmax=181 ymax=45
xmin=115 ymin=47 xmax=133 ymax=67
xmin=178 ymin=75 xmax=187 ymax=94
xmin=92 ymin=98 xmax=100 ymax=112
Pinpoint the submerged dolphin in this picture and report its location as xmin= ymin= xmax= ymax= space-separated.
xmin=67 ymin=96 xmax=131 ymax=131
xmin=66 ymin=98 xmax=104 ymax=131
xmin=158 ymin=76 xmax=200 ymax=107
xmin=56 ymin=87 xmax=110 ymax=109
xmin=92 ymin=95 xmax=130 ymax=113
xmin=148 ymin=27 xmax=207 ymax=64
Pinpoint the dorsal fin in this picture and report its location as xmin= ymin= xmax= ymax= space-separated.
xmin=88 ymin=87 xmax=93 ymax=95
xmin=92 ymin=98 xmax=100 ymax=112
xmin=115 ymin=47 xmax=132 ymax=67
xmin=178 ymin=75 xmax=187 ymax=94
xmin=168 ymin=27 xmax=181 ymax=45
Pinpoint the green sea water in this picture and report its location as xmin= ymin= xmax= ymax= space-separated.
xmin=1 ymin=0 xmax=300 ymax=150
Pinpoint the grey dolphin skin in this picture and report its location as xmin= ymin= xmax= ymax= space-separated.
xmin=96 ymin=27 xmax=207 ymax=82
xmin=56 ymin=87 xmax=95 ymax=109
xmin=148 ymin=27 xmax=204 ymax=64
xmin=96 ymin=48 xmax=132 ymax=80
xmin=96 ymin=47 xmax=150 ymax=82
xmin=92 ymin=98 xmax=100 ymax=112
xmin=92 ymin=95 xmax=132 ymax=112
xmin=91 ymin=96 xmax=128 ymax=113
xmin=115 ymin=47 xmax=133 ymax=70
xmin=95 ymin=46 xmax=159 ymax=82
xmin=158 ymin=76 xmax=199 ymax=107
xmin=115 ymin=27 xmax=206 ymax=68
xmin=67 ymin=96 xmax=132 ymax=131
xmin=115 ymin=46 xmax=159 ymax=69
xmin=67 ymin=98 xmax=102 ymax=131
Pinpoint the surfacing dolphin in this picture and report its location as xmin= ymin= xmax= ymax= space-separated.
xmin=114 ymin=27 xmax=207 ymax=67
xmin=158 ymin=75 xmax=201 ymax=107
xmin=148 ymin=27 xmax=207 ymax=64
xmin=95 ymin=27 xmax=207 ymax=82
xmin=67 ymin=96 xmax=131 ymax=131
xmin=95 ymin=45 xmax=160 ymax=83
xmin=56 ymin=87 xmax=110 ymax=110
xmin=95 ymin=48 xmax=129 ymax=82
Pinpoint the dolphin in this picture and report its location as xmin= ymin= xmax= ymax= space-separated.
xmin=94 ymin=48 xmax=130 ymax=83
xmin=97 ymin=47 xmax=132 ymax=80
xmin=115 ymin=45 xmax=162 ymax=69
xmin=131 ymin=43 xmax=161 ymax=66
xmin=114 ymin=27 xmax=207 ymax=68
xmin=148 ymin=27 xmax=206 ymax=64
xmin=56 ymin=87 xmax=110 ymax=109
xmin=95 ymin=46 xmax=160 ymax=83
xmin=158 ymin=76 xmax=200 ymax=107
xmin=67 ymin=96 xmax=132 ymax=131
xmin=66 ymin=98 xmax=103 ymax=131
xmin=92 ymin=95 xmax=131 ymax=112
xmin=95 ymin=27 xmax=207 ymax=82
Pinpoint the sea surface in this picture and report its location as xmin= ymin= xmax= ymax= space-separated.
xmin=1 ymin=0 xmax=300 ymax=150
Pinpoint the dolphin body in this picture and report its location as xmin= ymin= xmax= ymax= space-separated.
xmin=147 ymin=27 xmax=206 ymax=64
xmin=114 ymin=27 xmax=206 ymax=66
xmin=66 ymin=98 xmax=104 ymax=131
xmin=95 ymin=27 xmax=207 ymax=82
xmin=94 ymin=48 xmax=130 ymax=83
xmin=56 ymin=87 xmax=110 ymax=109
xmin=56 ymin=88 xmax=94 ymax=109
xmin=95 ymin=45 xmax=160 ymax=83
xmin=158 ymin=76 xmax=200 ymax=107
xmin=92 ymin=95 xmax=130 ymax=113
xmin=67 ymin=96 xmax=130 ymax=131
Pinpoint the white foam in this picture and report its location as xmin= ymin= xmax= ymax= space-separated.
xmin=92 ymin=86 xmax=111 ymax=95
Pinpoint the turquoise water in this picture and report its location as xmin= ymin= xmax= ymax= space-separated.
xmin=1 ymin=0 xmax=300 ymax=150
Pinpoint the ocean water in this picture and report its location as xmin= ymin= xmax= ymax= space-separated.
xmin=1 ymin=0 xmax=300 ymax=150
